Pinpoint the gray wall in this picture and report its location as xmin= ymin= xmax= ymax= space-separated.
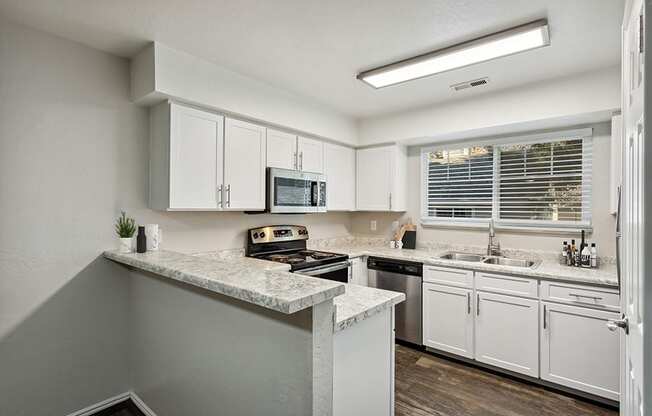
xmin=0 ymin=19 xmax=351 ymax=415
xmin=352 ymin=122 xmax=616 ymax=256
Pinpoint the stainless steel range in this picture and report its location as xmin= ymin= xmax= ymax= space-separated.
xmin=246 ymin=225 xmax=350 ymax=282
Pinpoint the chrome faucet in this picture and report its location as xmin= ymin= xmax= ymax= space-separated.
xmin=487 ymin=219 xmax=501 ymax=256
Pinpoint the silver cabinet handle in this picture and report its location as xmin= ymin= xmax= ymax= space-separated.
xmin=569 ymin=293 xmax=603 ymax=301
xmin=299 ymin=152 xmax=303 ymax=171
xmin=226 ymin=184 xmax=231 ymax=207
xmin=293 ymin=151 xmax=298 ymax=170
xmin=217 ymin=185 xmax=223 ymax=208
xmin=467 ymin=292 xmax=471 ymax=314
xmin=389 ymin=193 xmax=392 ymax=210
xmin=476 ymin=293 xmax=480 ymax=316
xmin=607 ymin=314 xmax=629 ymax=334
xmin=543 ymin=304 xmax=547 ymax=329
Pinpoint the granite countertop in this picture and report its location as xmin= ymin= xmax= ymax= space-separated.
xmin=310 ymin=243 xmax=619 ymax=287
xmin=104 ymin=250 xmax=345 ymax=314
xmin=333 ymin=284 xmax=405 ymax=332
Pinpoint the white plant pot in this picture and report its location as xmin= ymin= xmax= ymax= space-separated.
xmin=118 ymin=237 xmax=133 ymax=253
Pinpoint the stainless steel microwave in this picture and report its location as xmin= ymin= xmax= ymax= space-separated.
xmin=267 ymin=168 xmax=326 ymax=213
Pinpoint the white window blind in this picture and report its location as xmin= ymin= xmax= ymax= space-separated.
xmin=425 ymin=146 xmax=494 ymax=219
xmin=421 ymin=129 xmax=593 ymax=229
xmin=498 ymin=137 xmax=592 ymax=224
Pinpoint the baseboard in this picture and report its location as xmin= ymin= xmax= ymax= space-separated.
xmin=66 ymin=392 xmax=131 ymax=416
xmin=129 ymin=392 xmax=157 ymax=416
xmin=66 ymin=391 xmax=157 ymax=416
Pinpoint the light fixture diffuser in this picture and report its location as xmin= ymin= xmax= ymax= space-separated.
xmin=357 ymin=19 xmax=550 ymax=89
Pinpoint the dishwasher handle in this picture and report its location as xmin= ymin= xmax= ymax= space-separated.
xmin=367 ymin=257 xmax=423 ymax=277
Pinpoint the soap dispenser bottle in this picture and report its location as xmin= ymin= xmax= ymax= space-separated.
xmin=136 ymin=226 xmax=147 ymax=253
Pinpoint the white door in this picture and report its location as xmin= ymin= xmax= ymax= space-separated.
xmin=475 ymin=291 xmax=539 ymax=377
xmin=297 ymin=136 xmax=324 ymax=173
xmin=618 ymin=1 xmax=648 ymax=414
xmin=169 ymin=104 xmax=224 ymax=209
xmin=356 ymin=147 xmax=391 ymax=211
xmin=223 ymin=118 xmax=266 ymax=210
xmin=541 ymin=302 xmax=620 ymax=400
xmin=267 ymin=129 xmax=297 ymax=170
xmin=324 ymin=143 xmax=356 ymax=211
xmin=423 ymin=283 xmax=474 ymax=358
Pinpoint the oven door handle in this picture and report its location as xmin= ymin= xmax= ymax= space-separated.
xmin=298 ymin=261 xmax=351 ymax=276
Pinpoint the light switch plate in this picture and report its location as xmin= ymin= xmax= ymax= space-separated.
xmin=370 ymin=220 xmax=377 ymax=231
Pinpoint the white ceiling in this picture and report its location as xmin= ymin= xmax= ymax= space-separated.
xmin=0 ymin=0 xmax=624 ymax=118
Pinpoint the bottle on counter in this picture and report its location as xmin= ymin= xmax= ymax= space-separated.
xmin=581 ymin=243 xmax=591 ymax=268
xmin=569 ymin=239 xmax=576 ymax=266
xmin=591 ymin=243 xmax=598 ymax=268
xmin=136 ymin=226 xmax=147 ymax=253
xmin=561 ymin=241 xmax=568 ymax=265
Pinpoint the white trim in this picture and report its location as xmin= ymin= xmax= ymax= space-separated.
xmin=65 ymin=391 xmax=158 ymax=416
xmin=130 ymin=392 xmax=158 ymax=416
xmin=65 ymin=392 xmax=130 ymax=416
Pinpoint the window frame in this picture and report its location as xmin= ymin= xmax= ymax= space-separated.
xmin=420 ymin=128 xmax=593 ymax=232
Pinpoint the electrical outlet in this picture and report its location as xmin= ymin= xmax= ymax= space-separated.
xmin=370 ymin=220 xmax=377 ymax=231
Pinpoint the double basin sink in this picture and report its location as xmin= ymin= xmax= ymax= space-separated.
xmin=439 ymin=252 xmax=540 ymax=268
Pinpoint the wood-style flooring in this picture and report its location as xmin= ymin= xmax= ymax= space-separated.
xmin=395 ymin=344 xmax=618 ymax=416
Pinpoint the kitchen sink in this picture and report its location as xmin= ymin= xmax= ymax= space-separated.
xmin=439 ymin=252 xmax=485 ymax=262
xmin=482 ymin=257 xmax=538 ymax=268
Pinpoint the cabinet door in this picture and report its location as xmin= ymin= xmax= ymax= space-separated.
xmin=297 ymin=136 xmax=324 ymax=173
xmin=266 ymin=129 xmax=297 ymax=170
xmin=223 ymin=118 xmax=266 ymax=210
xmin=350 ymin=257 xmax=368 ymax=286
xmin=169 ymin=104 xmax=223 ymax=209
xmin=475 ymin=292 xmax=539 ymax=377
xmin=540 ymin=302 xmax=620 ymax=400
xmin=356 ymin=147 xmax=391 ymax=211
xmin=423 ymin=283 xmax=474 ymax=358
xmin=324 ymin=143 xmax=356 ymax=211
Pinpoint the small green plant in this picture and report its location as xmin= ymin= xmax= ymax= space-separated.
xmin=115 ymin=211 xmax=136 ymax=238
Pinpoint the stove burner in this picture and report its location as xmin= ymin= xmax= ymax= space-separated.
xmin=267 ymin=254 xmax=305 ymax=264
xmin=311 ymin=252 xmax=335 ymax=259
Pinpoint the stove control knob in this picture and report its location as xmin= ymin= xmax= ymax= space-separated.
xmin=253 ymin=232 xmax=259 ymax=239
xmin=259 ymin=232 xmax=266 ymax=238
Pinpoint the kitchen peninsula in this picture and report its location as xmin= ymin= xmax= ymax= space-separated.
xmin=104 ymin=249 xmax=404 ymax=416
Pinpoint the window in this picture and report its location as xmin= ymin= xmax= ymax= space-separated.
xmin=421 ymin=129 xmax=592 ymax=229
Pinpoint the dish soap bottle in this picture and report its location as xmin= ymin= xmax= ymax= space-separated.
xmin=136 ymin=226 xmax=147 ymax=253
xmin=590 ymin=243 xmax=598 ymax=268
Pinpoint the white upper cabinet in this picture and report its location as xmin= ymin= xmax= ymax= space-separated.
xmin=356 ymin=145 xmax=407 ymax=211
xmin=149 ymin=102 xmax=266 ymax=211
xmin=324 ymin=143 xmax=355 ymax=211
xmin=266 ymin=128 xmax=297 ymax=170
xmin=224 ymin=118 xmax=266 ymax=210
xmin=297 ymin=136 xmax=324 ymax=173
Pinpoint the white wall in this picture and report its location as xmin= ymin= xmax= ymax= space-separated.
xmin=0 ymin=19 xmax=353 ymax=416
xmin=357 ymin=66 xmax=621 ymax=146
xmin=132 ymin=42 xmax=359 ymax=146
xmin=352 ymin=122 xmax=617 ymax=256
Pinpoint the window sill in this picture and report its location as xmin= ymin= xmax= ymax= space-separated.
xmin=420 ymin=218 xmax=593 ymax=235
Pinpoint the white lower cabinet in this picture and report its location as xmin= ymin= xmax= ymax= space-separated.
xmin=540 ymin=302 xmax=620 ymax=400
xmin=474 ymin=291 xmax=539 ymax=377
xmin=423 ymin=283 xmax=474 ymax=358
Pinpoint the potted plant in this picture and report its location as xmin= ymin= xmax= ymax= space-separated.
xmin=115 ymin=211 xmax=136 ymax=253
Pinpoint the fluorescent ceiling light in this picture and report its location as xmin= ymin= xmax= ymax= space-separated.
xmin=357 ymin=19 xmax=550 ymax=89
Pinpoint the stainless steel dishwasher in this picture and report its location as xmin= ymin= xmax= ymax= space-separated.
xmin=367 ymin=257 xmax=423 ymax=345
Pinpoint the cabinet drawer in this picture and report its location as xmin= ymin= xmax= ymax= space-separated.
xmin=424 ymin=266 xmax=473 ymax=288
xmin=540 ymin=281 xmax=620 ymax=311
xmin=475 ymin=272 xmax=538 ymax=298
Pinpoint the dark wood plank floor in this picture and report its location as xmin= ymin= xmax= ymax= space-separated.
xmin=395 ymin=344 xmax=618 ymax=416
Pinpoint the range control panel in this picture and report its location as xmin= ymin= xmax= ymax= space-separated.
xmin=249 ymin=225 xmax=309 ymax=244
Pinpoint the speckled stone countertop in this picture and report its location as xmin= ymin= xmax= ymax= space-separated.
xmin=309 ymin=238 xmax=618 ymax=287
xmin=104 ymin=250 xmax=345 ymax=314
xmin=332 ymin=284 xmax=405 ymax=332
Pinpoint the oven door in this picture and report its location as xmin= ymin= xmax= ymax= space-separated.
xmin=296 ymin=261 xmax=350 ymax=283
xmin=268 ymin=168 xmax=326 ymax=213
